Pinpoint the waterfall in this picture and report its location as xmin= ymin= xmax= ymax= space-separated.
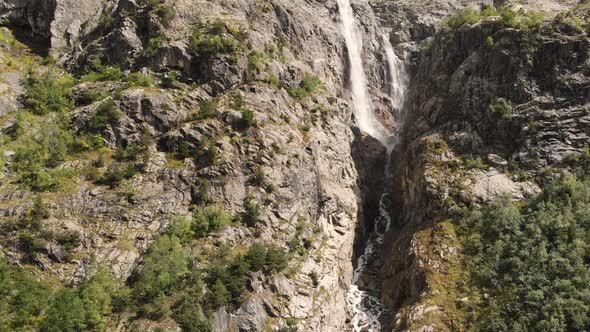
xmin=337 ymin=1 xmax=408 ymax=331
xmin=336 ymin=0 xmax=391 ymax=145
xmin=382 ymin=34 xmax=406 ymax=118
xmin=382 ymin=33 xmax=407 ymax=172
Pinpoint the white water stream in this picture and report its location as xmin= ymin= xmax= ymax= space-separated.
xmin=346 ymin=194 xmax=393 ymax=332
xmin=336 ymin=0 xmax=407 ymax=330
xmin=382 ymin=34 xmax=407 ymax=127
xmin=335 ymin=0 xmax=391 ymax=145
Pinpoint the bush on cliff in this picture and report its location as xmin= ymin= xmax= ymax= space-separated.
xmin=24 ymin=70 xmax=74 ymax=115
xmin=442 ymin=5 xmax=544 ymax=34
xmin=287 ymin=75 xmax=323 ymax=100
xmin=461 ymin=172 xmax=590 ymax=330
xmin=192 ymin=206 xmax=232 ymax=237
xmin=189 ymin=19 xmax=247 ymax=59
xmin=0 ymin=260 xmax=119 ymax=331
xmin=131 ymin=235 xmax=189 ymax=303
xmin=88 ymin=98 xmax=123 ymax=132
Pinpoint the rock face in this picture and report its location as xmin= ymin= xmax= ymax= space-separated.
xmin=0 ymin=0 xmax=55 ymax=38
xmin=0 ymin=0 xmax=588 ymax=331
xmin=0 ymin=0 xmax=115 ymax=54
xmin=380 ymin=3 xmax=590 ymax=330
xmin=0 ymin=0 xmax=364 ymax=330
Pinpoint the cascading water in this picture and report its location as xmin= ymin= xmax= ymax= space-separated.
xmin=335 ymin=0 xmax=391 ymax=145
xmin=346 ymin=193 xmax=394 ymax=331
xmin=382 ymin=33 xmax=407 ymax=168
xmin=336 ymin=0 xmax=407 ymax=329
xmin=382 ymin=34 xmax=406 ymax=119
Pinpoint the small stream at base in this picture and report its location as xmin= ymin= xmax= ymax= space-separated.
xmin=346 ymin=192 xmax=393 ymax=331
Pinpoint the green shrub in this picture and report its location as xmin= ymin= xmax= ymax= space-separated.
xmin=97 ymin=163 xmax=138 ymax=188
xmin=240 ymin=109 xmax=256 ymax=128
xmin=24 ymin=70 xmax=74 ymax=115
xmin=554 ymin=11 xmax=587 ymax=34
xmin=173 ymin=141 xmax=196 ymax=160
xmin=113 ymin=142 xmax=150 ymax=162
xmin=11 ymin=122 xmax=75 ymax=191
xmin=0 ymin=259 xmax=51 ymax=330
xmin=301 ymin=75 xmax=322 ymax=93
xmin=242 ymin=196 xmax=261 ymax=227
xmin=42 ymin=270 xmax=118 ymax=332
xmin=126 ymin=72 xmax=155 ymax=87
xmin=189 ymin=20 xmax=246 ymax=58
xmin=154 ymin=5 xmax=175 ymax=27
xmin=309 ymin=271 xmax=319 ymax=287
xmin=194 ymin=140 xmax=219 ymax=167
xmin=77 ymin=270 xmax=117 ymax=330
xmin=0 ymin=260 xmax=119 ymax=331
xmin=245 ymin=244 xmax=288 ymax=273
xmin=499 ymin=7 xmax=544 ymax=30
xmin=70 ymin=134 xmax=105 ymax=152
xmin=287 ymin=75 xmax=322 ymax=100
xmin=172 ymin=297 xmax=211 ymax=332
xmin=145 ymin=36 xmax=169 ymax=57
xmin=206 ymin=279 xmax=230 ymax=309
xmin=442 ymin=5 xmax=544 ymax=35
xmin=132 ymin=235 xmax=189 ymax=302
xmin=80 ymin=66 xmax=123 ymax=82
xmin=246 ymin=51 xmax=266 ymax=80
xmin=166 ymin=215 xmax=194 ymax=242
xmin=245 ymin=244 xmax=267 ymax=271
xmin=162 ymin=71 xmax=181 ymax=89
xmin=21 ymin=195 xmax=49 ymax=230
xmin=230 ymin=92 xmax=244 ymax=110
xmin=204 ymin=254 xmax=250 ymax=310
xmin=192 ymin=206 xmax=232 ymax=237
xmin=88 ymin=99 xmax=123 ymax=132
xmin=485 ymin=36 xmax=494 ymax=48
xmin=460 ymin=172 xmax=590 ymax=330
xmin=7 ymin=111 xmax=35 ymax=139
xmin=191 ymin=179 xmax=211 ymax=204
xmin=53 ymin=230 xmax=81 ymax=251
xmin=98 ymin=12 xmax=116 ymax=29
xmin=264 ymin=246 xmax=288 ymax=272
xmin=464 ymin=156 xmax=487 ymax=170
xmin=18 ymin=230 xmax=47 ymax=255
xmin=78 ymin=90 xmax=109 ymax=105
xmin=263 ymin=75 xmax=280 ymax=87
xmin=442 ymin=8 xmax=485 ymax=33
xmin=250 ymin=166 xmax=265 ymax=186
xmin=487 ymin=97 xmax=513 ymax=118
xmin=190 ymin=32 xmax=238 ymax=57
xmin=43 ymin=289 xmax=87 ymax=331
xmin=196 ymin=99 xmax=217 ymax=120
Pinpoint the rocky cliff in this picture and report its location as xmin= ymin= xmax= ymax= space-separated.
xmin=380 ymin=2 xmax=590 ymax=331
xmin=0 ymin=0 xmax=589 ymax=331
xmin=0 ymin=0 xmax=380 ymax=330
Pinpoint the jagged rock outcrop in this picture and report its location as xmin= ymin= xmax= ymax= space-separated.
xmin=0 ymin=0 xmax=55 ymax=38
xmin=0 ymin=0 xmax=117 ymax=54
xmin=0 ymin=0 xmax=367 ymax=330
xmin=381 ymin=4 xmax=590 ymax=330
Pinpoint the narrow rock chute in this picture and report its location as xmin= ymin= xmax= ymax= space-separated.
xmin=336 ymin=0 xmax=408 ymax=330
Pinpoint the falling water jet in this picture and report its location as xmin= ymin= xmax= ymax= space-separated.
xmin=382 ymin=34 xmax=406 ymax=118
xmin=336 ymin=0 xmax=391 ymax=146
xmin=382 ymin=33 xmax=407 ymax=174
